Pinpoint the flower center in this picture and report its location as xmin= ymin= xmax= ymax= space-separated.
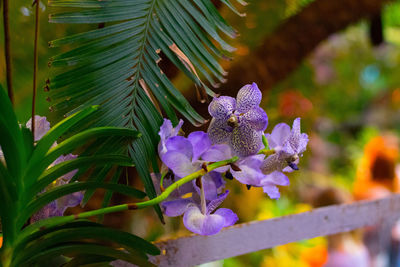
xmin=227 ymin=114 xmax=239 ymax=128
xmin=286 ymin=154 xmax=299 ymax=170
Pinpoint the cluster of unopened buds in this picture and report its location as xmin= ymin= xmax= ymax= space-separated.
xmin=157 ymin=83 xmax=308 ymax=235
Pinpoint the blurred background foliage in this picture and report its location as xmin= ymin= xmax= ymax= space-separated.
xmin=2 ymin=0 xmax=400 ymax=266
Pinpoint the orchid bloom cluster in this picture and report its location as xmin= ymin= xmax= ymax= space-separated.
xmin=0 ymin=116 xmax=82 ymax=222
xmin=157 ymin=83 xmax=308 ymax=235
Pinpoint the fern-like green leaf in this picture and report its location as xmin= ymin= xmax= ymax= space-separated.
xmin=47 ymin=0 xmax=243 ymax=219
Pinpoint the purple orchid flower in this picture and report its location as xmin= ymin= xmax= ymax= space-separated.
xmin=26 ymin=115 xmax=51 ymax=142
xmin=0 ymin=116 xmax=84 ymax=222
xmin=261 ymin=117 xmax=309 ymax=175
xmin=31 ymin=153 xmax=83 ymax=223
xmin=161 ymin=131 xmax=211 ymax=177
xmin=207 ymin=83 xmax=268 ymax=157
xmin=162 ymin=190 xmax=238 ymax=235
xmin=157 ymin=119 xmax=238 ymax=235
xmin=1 ymin=116 xmax=51 ymax=162
xmin=158 ymin=118 xmax=184 ymax=158
xmin=202 ymin=143 xmax=289 ymax=199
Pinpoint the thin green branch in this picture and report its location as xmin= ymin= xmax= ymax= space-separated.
xmin=24 ymin=157 xmax=239 ymax=233
xmin=31 ymin=0 xmax=40 ymax=138
xmin=2 ymin=0 xmax=13 ymax=104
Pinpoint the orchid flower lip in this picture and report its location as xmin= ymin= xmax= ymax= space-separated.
xmin=288 ymin=162 xmax=299 ymax=171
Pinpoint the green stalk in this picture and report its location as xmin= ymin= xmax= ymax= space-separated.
xmin=22 ymin=157 xmax=239 ymax=236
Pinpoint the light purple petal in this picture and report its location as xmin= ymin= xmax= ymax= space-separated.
xmin=193 ymin=173 xmax=218 ymax=200
xmin=230 ymin=124 xmax=262 ymax=157
xmin=158 ymin=119 xmax=183 ymax=157
xmin=53 ymin=154 xmax=78 ymax=181
xmin=159 ymin=119 xmax=174 ymax=140
xmin=241 ymin=107 xmax=268 ymax=131
xmin=159 ymin=119 xmax=183 ymax=140
xmin=262 ymin=184 xmax=281 ymax=199
xmin=262 ymin=171 xmax=290 ymax=186
xmin=162 ymin=198 xmax=193 ymax=217
xmin=188 ymin=131 xmax=212 ymax=161
xmin=236 ymin=83 xmax=262 ymax=113
xmin=161 ymin=151 xmax=199 ymax=177
xmin=207 ymin=118 xmax=232 ymax=145
xmin=26 ymin=115 xmax=51 ymax=142
xmin=201 ymin=144 xmax=232 ymax=162
xmin=165 ymin=136 xmax=193 ymax=159
xmin=208 ymin=96 xmax=236 ymax=120
xmin=201 ymin=144 xmax=232 ymax=173
xmin=209 ymin=171 xmax=226 ymax=193
xmin=231 ymin=156 xmax=265 ymax=186
xmin=183 ymin=206 xmax=225 ymax=235
xmin=267 ymin=123 xmax=291 ymax=149
xmin=56 ymin=191 xmax=83 ymax=213
xmin=214 ymin=208 xmax=238 ymax=227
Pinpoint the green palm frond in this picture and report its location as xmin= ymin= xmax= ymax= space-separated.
xmin=47 ymin=0 xmax=244 ymax=218
xmin=0 ymin=86 xmax=158 ymax=266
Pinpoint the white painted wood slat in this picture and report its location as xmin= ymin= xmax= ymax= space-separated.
xmin=150 ymin=194 xmax=400 ymax=267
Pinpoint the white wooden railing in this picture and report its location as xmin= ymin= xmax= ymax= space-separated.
xmin=149 ymin=194 xmax=400 ymax=267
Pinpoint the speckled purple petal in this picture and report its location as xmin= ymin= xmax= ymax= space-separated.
xmin=236 ymin=83 xmax=262 ymax=113
xmin=26 ymin=115 xmax=50 ymax=142
xmin=298 ymin=133 xmax=309 ymax=154
xmin=165 ymin=136 xmax=193 ymax=159
xmin=241 ymin=107 xmax=268 ymax=131
xmin=287 ymin=118 xmax=302 ymax=151
xmin=206 ymin=190 xmax=229 ymax=214
xmin=262 ymin=184 xmax=281 ymax=199
xmin=183 ymin=205 xmax=226 ymax=235
xmin=214 ymin=208 xmax=238 ymax=227
xmin=207 ymin=118 xmax=232 ymax=145
xmin=188 ymin=131 xmax=212 ymax=161
xmin=161 ymin=151 xmax=199 ymax=177
xmin=260 ymin=153 xmax=288 ymax=174
xmin=31 ymin=201 xmax=62 ymax=222
xmin=266 ymin=123 xmax=291 ymax=149
xmin=230 ymin=124 xmax=262 ymax=157
xmin=162 ymin=198 xmax=193 ymax=217
xmin=208 ymin=96 xmax=236 ymax=120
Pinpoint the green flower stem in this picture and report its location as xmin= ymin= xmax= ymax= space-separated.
xmin=24 ymin=156 xmax=239 ymax=234
xmin=159 ymin=172 xmax=167 ymax=192
xmin=258 ymin=148 xmax=275 ymax=157
xmin=262 ymin=135 xmax=269 ymax=149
